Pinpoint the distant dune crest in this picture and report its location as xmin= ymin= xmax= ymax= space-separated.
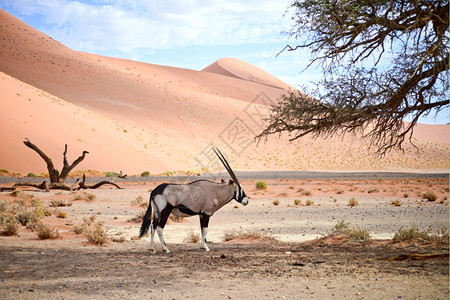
xmin=202 ymin=57 xmax=291 ymax=90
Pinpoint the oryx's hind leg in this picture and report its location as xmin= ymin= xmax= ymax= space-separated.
xmin=199 ymin=214 xmax=210 ymax=251
xmin=149 ymin=201 xmax=157 ymax=253
xmin=152 ymin=194 xmax=172 ymax=253
xmin=151 ymin=195 xmax=171 ymax=254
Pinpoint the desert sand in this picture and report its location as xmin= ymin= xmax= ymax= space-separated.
xmin=0 ymin=176 xmax=449 ymax=299
xmin=0 ymin=8 xmax=448 ymax=176
xmin=0 ymin=8 xmax=448 ymax=300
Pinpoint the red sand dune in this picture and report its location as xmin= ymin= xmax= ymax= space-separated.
xmin=0 ymin=9 xmax=448 ymax=176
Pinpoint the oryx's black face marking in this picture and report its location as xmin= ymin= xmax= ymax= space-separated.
xmin=232 ymin=182 xmax=249 ymax=205
xmin=139 ymin=148 xmax=249 ymax=253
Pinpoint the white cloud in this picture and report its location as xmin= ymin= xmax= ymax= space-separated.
xmin=1 ymin=0 xmax=292 ymax=53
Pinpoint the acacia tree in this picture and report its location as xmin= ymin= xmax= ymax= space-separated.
xmin=259 ymin=0 xmax=449 ymax=155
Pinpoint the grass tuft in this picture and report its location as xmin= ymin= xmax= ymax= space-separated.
xmin=393 ymin=224 xmax=449 ymax=244
xmin=331 ymin=220 xmax=371 ymax=242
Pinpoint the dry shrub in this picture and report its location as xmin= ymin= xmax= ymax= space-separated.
xmin=301 ymin=190 xmax=312 ymax=196
xmin=169 ymin=214 xmax=184 ymax=223
xmin=128 ymin=210 xmax=146 ymax=223
xmin=294 ymin=199 xmax=302 ymax=206
xmin=36 ymin=222 xmax=59 ymax=239
xmin=393 ymin=224 xmax=449 ymax=244
xmin=84 ymin=223 xmax=109 ymax=246
xmin=73 ymin=216 xmax=96 ymax=234
xmin=222 ymin=230 xmax=278 ymax=242
xmin=73 ymin=224 xmax=84 ymax=235
xmin=272 ymin=199 xmax=280 ymax=206
xmin=0 ymin=213 xmax=19 ymax=236
xmin=348 ymin=227 xmax=371 ymax=242
xmin=15 ymin=210 xmax=40 ymax=227
xmin=132 ymin=195 xmax=148 ymax=208
xmin=73 ymin=215 xmax=109 ymax=245
xmin=10 ymin=190 xmax=32 ymax=200
xmin=333 ymin=220 xmax=351 ymax=234
xmin=305 ymin=199 xmax=314 ymax=206
xmin=348 ymin=198 xmax=358 ymax=207
xmin=111 ymin=232 xmax=126 ymax=243
xmin=185 ymin=230 xmax=200 ymax=243
xmin=391 ymin=200 xmax=401 ymax=206
xmin=55 ymin=210 xmax=67 ymax=219
xmin=331 ymin=220 xmax=371 ymax=242
xmin=50 ymin=200 xmax=72 ymax=207
xmin=422 ymin=191 xmax=437 ymax=202
xmin=0 ymin=201 xmax=7 ymax=213
xmin=74 ymin=192 xmax=97 ymax=202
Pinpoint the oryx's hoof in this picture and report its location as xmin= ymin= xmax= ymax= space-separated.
xmin=149 ymin=248 xmax=156 ymax=254
xmin=201 ymin=247 xmax=211 ymax=252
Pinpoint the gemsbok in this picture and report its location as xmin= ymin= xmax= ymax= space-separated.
xmin=139 ymin=148 xmax=249 ymax=253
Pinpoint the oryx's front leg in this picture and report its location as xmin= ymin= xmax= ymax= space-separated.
xmin=199 ymin=214 xmax=210 ymax=251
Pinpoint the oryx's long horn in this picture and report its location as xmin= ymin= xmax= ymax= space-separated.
xmin=213 ymin=148 xmax=239 ymax=184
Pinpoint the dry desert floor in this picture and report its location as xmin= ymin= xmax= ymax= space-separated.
xmin=0 ymin=173 xmax=448 ymax=299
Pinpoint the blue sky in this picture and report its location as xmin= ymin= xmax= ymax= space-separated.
xmin=0 ymin=0 xmax=447 ymax=124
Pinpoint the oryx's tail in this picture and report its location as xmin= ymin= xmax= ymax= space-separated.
xmin=139 ymin=195 xmax=153 ymax=238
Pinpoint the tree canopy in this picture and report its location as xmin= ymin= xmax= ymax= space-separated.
xmin=259 ymin=0 xmax=449 ymax=155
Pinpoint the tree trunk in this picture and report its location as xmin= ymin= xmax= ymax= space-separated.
xmin=23 ymin=138 xmax=89 ymax=183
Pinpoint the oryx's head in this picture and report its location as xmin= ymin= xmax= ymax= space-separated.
xmin=213 ymin=148 xmax=249 ymax=206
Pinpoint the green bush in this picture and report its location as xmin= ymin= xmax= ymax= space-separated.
xmin=103 ymin=172 xmax=118 ymax=177
xmin=140 ymin=171 xmax=150 ymax=177
xmin=255 ymin=181 xmax=268 ymax=190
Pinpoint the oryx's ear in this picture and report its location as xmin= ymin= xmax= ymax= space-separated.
xmin=228 ymin=179 xmax=234 ymax=185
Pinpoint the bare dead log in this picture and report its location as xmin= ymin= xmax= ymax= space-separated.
xmin=12 ymin=181 xmax=71 ymax=191
xmin=77 ymin=174 xmax=122 ymax=190
xmin=3 ymin=177 xmax=121 ymax=192
xmin=0 ymin=186 xmax=15 ymax=192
